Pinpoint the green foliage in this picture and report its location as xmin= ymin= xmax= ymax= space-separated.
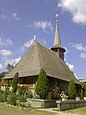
xmin=83 ymin=84 xmax=86 ymax=97
xmin=35 ymin=68 xmax=49 ymax=99
xmin=26 ymin=92 xmax=33 ymax=98
xmin=8 ymin=92 xmax=16 ymax=106
xmin=80 ymin=89 xmax=84 ymax=99
xmin=68 ymin=79 xmax=76 ymax=99
xmin=0 ymin=90 xmax=3 ymax=102
xmin=0 ymin=89 xmax=3 ymax=94
xmin=18 ymin=95 xmax=27 ymax=107
xmin=12 ymin=72 xmax=19 ymax=93
xmin=18 ymin=86 xmax=28 ymax=96
xmin=0 ymin=90 xmax=8 ymax=102
xmin=80 ymin=83 xmax=86 ymax=97
xmin=6 ymin=64 xmax=14 ymax=72
xmin=2 ymin=91 xmax=7 ymax=102
xmin=19 ymin=95 xmax=27 ymax=103
xmin=0 ymin=72 xmax=8 ymax=80
xmin=9 ymin=80 xmax=12 ymax=87
xmin=0 ymin=72 xmax=6 ymax=77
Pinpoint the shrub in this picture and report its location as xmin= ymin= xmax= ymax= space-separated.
xmin=19 ymin=95 xmax=27 ymax=102
xmin=80 ymin=89 xmax=84 ymax=99
xmin=68 ymin=79 xmax=76 ymax=99
xmin=0 ymin=89 xmax=3 ymax=94
xmin=26 ymin=92 xmax=33 ymax=98
xmin=18 ymin=86 xmax=28 ymax=96
xmin=18 ymin=95 xmax=27 ymax=107
xmin=8 ymin=92 xmax=16 ymax=106
xmin=12 ymin=72 xmax=19 ymax=93
xmin=35 ymin=68 xmax=49 ymax=99
xmin=2 ymin=91 xmax=7 ymax=102
xmin=84 ymin=84 xmax=86 ymax=97
xmin=0 ymin=90 xmax=8 ymax=102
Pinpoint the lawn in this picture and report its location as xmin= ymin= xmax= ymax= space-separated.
xmin=1 ymin=102 xmax=86 ymax=115
xmin=0 ymin=103 xmax=56 ymax=115
xmin=65 ymin=107 xmax=86 ymax=115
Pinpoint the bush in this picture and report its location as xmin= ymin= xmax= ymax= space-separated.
xmin=26 ymin=92 xmax=33 ymax=98
xmin=0 ymin=90 xmax=8 ymax=102
xmin=84 ymin=85 xmax=86 ymax=97
xmin=12 ymin=72 xmax=19 ymax=93
xmin=35 ymin=68 xmax=49 ymax=99
xmin=0 ymin=89 xmax=3 ymax=95
xmin=80 ymin=89 xmax=84 ymax=99
xmin=18 ymin=95 xmax=27 ymax=107
xmin=68 ymin=79 xmax=76 ymax=99
xmin=18 ymin=86 xmax=28 ymax=96
xmin=2 ymin=91 xmax=7 ymax=102
xmin=0 ymin=95 xmax=2 ymax=102
xmin=8 ymin=92 xmax=16 ymax=106
xmin=19 ymin=95 xmax=27 ymax=102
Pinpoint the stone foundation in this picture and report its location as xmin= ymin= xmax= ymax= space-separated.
xmin=29 ymin=99 xmax=57 ymax=108
xmin=56 ymin=100 xmax=86 ymax=111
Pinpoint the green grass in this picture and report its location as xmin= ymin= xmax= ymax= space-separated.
xmin=1 ymin=102 xmax=86 ymax=115
xmin=65 ymin=107 xmax=86 ymax=115
xmin=0 ymin=103 xmax=56 ymax=115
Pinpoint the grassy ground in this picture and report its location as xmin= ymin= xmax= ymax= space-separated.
xmin=65 ymin=107 xmax=86 ymax=115
xmin=0 ymin=103 xmax=56 ymax=115
xmin=1 ymin=102 xmax=86 ymax=115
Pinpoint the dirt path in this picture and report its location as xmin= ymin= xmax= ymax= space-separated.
xmin=37 ymin=108 xmax=80 ymax=115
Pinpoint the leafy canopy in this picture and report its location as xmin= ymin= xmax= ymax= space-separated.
xmin=68 ymin=79 xmax=76 ymax=99
xmin=12 ymin=72 xmax=19 ymax=93
xmin=35 ymin=68 xmax=49 ymax=99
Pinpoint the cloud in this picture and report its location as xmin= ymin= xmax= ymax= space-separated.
xmin=0 ymin=64 xmax=3 ymax=69
xmin=5 ymin=57 xmax=21 ymax=66
xmin=29 ymin=20 xmax=53 ymax=33
xmin=0 ymin=38 xmax=13 ymax=46
xmin=72 ymin=43 xmax=86 ymax=52
xmin=80 ymin=53 xmax=86 ymax=59
xmin=66 ymin=62 xmax=78 ymax=78
xmin=44 ymin=0 xmax=54 ymax=2
xmin=64 ymin=47 xmax=69 ymax=61
xmin=58 ymin=0 xmax=86 ymax=25
xmin=72 ymin=43 xmax=86 ymax=59
xmin=24 ymin=38 xmax=34 ymax=48
xmin=0 ymin=10 xmax=21 ymax=21
xmin=66 ymin=62 xmax=74 ymax=72
xmin=43 ymin=40 xmax=46 ymax=45
xmin=20 ymin=36 xmax=36 ymax=52
xmin=12 ymin=12 xmax=20 ymax=21
xmin=0 ymin=50 xmax=12 ymax=56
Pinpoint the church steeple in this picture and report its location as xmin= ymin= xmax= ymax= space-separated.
xmin=51 ymin=15 xmax=66 ymax=61
xmin=53 ymin=15 xmax=61 ymax=48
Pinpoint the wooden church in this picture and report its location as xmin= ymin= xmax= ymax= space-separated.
xmin=3 ymin=16 xmax=79 ymax=92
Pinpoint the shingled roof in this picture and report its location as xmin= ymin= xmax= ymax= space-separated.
xmin=4 ymin=41 xmax=79 ymax=84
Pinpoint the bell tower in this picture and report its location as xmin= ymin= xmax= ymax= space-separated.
xmin=51 ymin=15 xmax=66 ymax=61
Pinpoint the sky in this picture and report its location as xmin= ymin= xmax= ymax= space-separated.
xmin=0 ymin=0 xmax=86 ymax=79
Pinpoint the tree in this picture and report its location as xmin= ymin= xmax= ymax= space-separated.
xmin=8 ymin=92 xmax=16 ymax=106
xmin=35 ymin=68 xmax=49 ymax=99
xmin=68 ymin=79 xmax=76 ymax=99
xmin=6 ymin=64 xmax=14 ymax=72
xmin=12 ymin=72 xmax=19 ymax=93
xmin=0 ymin=72 xmax=8 ymax=79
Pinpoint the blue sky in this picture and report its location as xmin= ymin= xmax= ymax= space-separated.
xmin=0 ymin=0 xmax=86 ymax=79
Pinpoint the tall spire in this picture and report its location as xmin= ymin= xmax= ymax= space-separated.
xmin=53 ymin=14 xmax=61 ymax=48
xmin=51 ymin=15 xmax=66 ymax=61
